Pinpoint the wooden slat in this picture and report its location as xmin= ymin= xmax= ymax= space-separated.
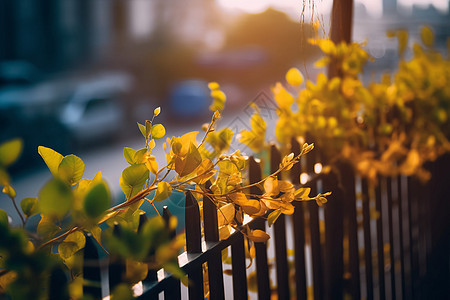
xmin=361 ymin=178 xmax=374 ymax=300
xmin=375 ymin=177 xmax=386 ymax=300
xmin=185 ymin=191 xmax=204 ymax=300
xmin=49 ymin=266 xmax=69 ymax=300
xmin=83 ymin=234 xmax=102 ymax=298
xmin=306 ymin=149 xmax=324 ymax=300
xmin=249 ymin=156 xmax=271 ymax=300
xmin=335 ymin=160 xmax=361 ymax=299
xmin=407 ymin=176 xmax=420 ymax=300
xmin=323 ymin=171 xmax=344 ymax=300
xmin=109 ymin=224 xmax=127 ymax=293
xmin=386 ymin=177 xmax=397 ymax=300
xmin=231 ymin=232 xmax=248 ymax=300
xmin=270 ymin=145 xmax=290 ymax=300
xmin=290 ymin=138 xmax=307 ymax=300
xmin=396 ymin=176 xmax=406 ymax=299
xmin=203 ymin=189 xmax=225 ymax=300
xmin=163 ymin=207 xmax=181 ymax=300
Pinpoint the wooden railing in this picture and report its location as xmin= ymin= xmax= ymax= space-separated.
xmin=75 ymin=140 xmax=449 ymax=299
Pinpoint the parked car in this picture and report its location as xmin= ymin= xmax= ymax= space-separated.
xmin=59 ymin=72 xmax=133 ymax=145
xmin=168 ymin=79 xmax=210 ymax=120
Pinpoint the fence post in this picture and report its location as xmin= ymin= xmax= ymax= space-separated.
xmin=185 ymin=190 xmax=204 ymax=299
xmin=270 ymin=145 xmax=290 ymax=300
xmin=290 ymin=138 xmax=307 ymax=300
xmin=202 ymin=182 xmax=225 ymax=300
xmin=83 ymin=233 xmax=102 ymax=298
xmin=249 ymin=156 xmax=271 ymax=300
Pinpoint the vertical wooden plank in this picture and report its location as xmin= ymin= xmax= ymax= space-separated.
xmin=386 ymin=177 xmax=397 ymax=300
xmin=323 ymin=171 xmax=344 ymax=300
xmin=306 ymin=149 xmax=324 ymax=300
xmin=203 ymin=190 xmax=225 ymax=300
xmin=361 ymin=178 xmax=374 ymax=300
xmin=83 ymin=233 xmax=102 ymax=298
xmin=109 ymin=224 xmax=126 ymax=293
xmin=407 ymin=176 xmax=420 ymax=300
xmin=231 ymin=233 xmax=248 ymax=300
xmin=270 ymin=145 xmax=290 ymax=300
xmin=396 ymin=175 xmax=406 ymax=299
xmin=49 ymin=267 xmax=69 ymax=300
xmin=375 ymin=177 xmax=386 ymax=300
xmin=185 ymin=191 xmax=204 ymax=300
xmin=163 ymin=207 xmax=182 ymax=300
xmin=249 ymin=156 xmax=271 ymax=300
xmin=291 ymin=138 xmax=307 ymax=300
xmin=425 ymin=154 xmax=450 ymax=298
xmin=335 ymin=160 xmax=361 ymax=299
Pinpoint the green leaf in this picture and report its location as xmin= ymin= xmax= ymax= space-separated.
xmin=0 ymin=209 xmax=9 ymax=226
xmin=0 ymin=139 xmax=23 ymax=167
xmin=58 ymin=231 xmax=86 ymax=260
xmin=119 ymin=164 xmax=149 ymax=199
xmin=268 ymin=209 xmax=282 ymax=227
xmin=58 ymin=154 xmax=85 ymax=185
xmin=20 ymin=197 xmax=39 ymax=218
xmin=123 ymin=147 xmax=137 ymax=165
xmin=83 ymin=181 xmax=110 ymax=219
xmin=38 ymin=146 xmax=63 ymax=176
xmin=153 ymin=181 xmax=172 ymax=202
xmin=38 ymin=178 xmax=73 ymax=219
xmin=137 ymin=122 xmax=146 ymax=138
xmin=151 ymin=124 xmax=166 ymax=140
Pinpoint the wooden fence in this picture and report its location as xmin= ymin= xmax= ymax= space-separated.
xmin=71 ymin=140 xmax=449 ymax=299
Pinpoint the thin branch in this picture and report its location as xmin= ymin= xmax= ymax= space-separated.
xmin=8 ymin=195 xmax=25 ymax=226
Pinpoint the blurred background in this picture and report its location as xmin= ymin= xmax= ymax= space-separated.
xmin=0 ymin=0 xmax=449 ymax=191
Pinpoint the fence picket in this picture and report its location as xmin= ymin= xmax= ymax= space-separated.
xmin=270 ymin=145 xmax=290 ymax=300
xmin=323 ymin=171 xmax=344 ymax=300
xmin=249 ymin=156 xmax=271 ymax=300
xmin=361 ymin=178 xmax=374 ymax=300
xmin=375 ymin=176 xmax=386 ymax=300
xmin=83 ymin=233 xmax=102 ymax=298
xmin=163 ymin=207 xmax=182 ymax=300
xmin=185 ymin=190 xmax=204 ymax=299
xmin=290 ymin=139 xmax=307 ymax=300
xmin=109 ymin=223 xmax=127 ymax=294
xmin=386 ymin=177 xmax=397 ymax=300
xmin=203 ymin=186 xmax=225 ymax=300
xmin=335 ymin=159 xmax=361 ymax=299
xmin=306 ymin=149 xmax=324 ymax=300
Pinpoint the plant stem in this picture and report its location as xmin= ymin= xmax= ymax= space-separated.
xmin=9 ymin=196 xmax=25 ymax=226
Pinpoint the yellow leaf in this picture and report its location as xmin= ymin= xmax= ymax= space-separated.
xmin=38 ymin=146 xmax=63 ymax=177
xmin=154 ymin=107 xmax=161 ymax=116
xmin=2 ymin=185 xmax=16 ymax=198
xmin=0 ymin=139 xmax=22 ymax=167
xmin=58 ymin=231 xmax=86 ymax=260
xmin=247 ymin=229 xmax=270 ymax=243
xmin=217 ymin=203 xmax=235 ymax=227
xmin=153 ymin=181 xmax=172 ymax=202
xmin=286 ymin=68 xmax=304 ymax=86
xmin=152 ymin=124 xmax=166 ymax=140
xmin=219 ymin=225 xmax=231 ymax=240
xmin=208 ymin=82 xmax=220 ymax=90
xmin=263 ymin=176 xmax=279 ymax=196
xmin=420 ymin=26 xmax=434 ymax=47
xmin=58 ymin=154 xmax=85 ymax=186
xmin=272 ymin=82 xmax=294 ymax=109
